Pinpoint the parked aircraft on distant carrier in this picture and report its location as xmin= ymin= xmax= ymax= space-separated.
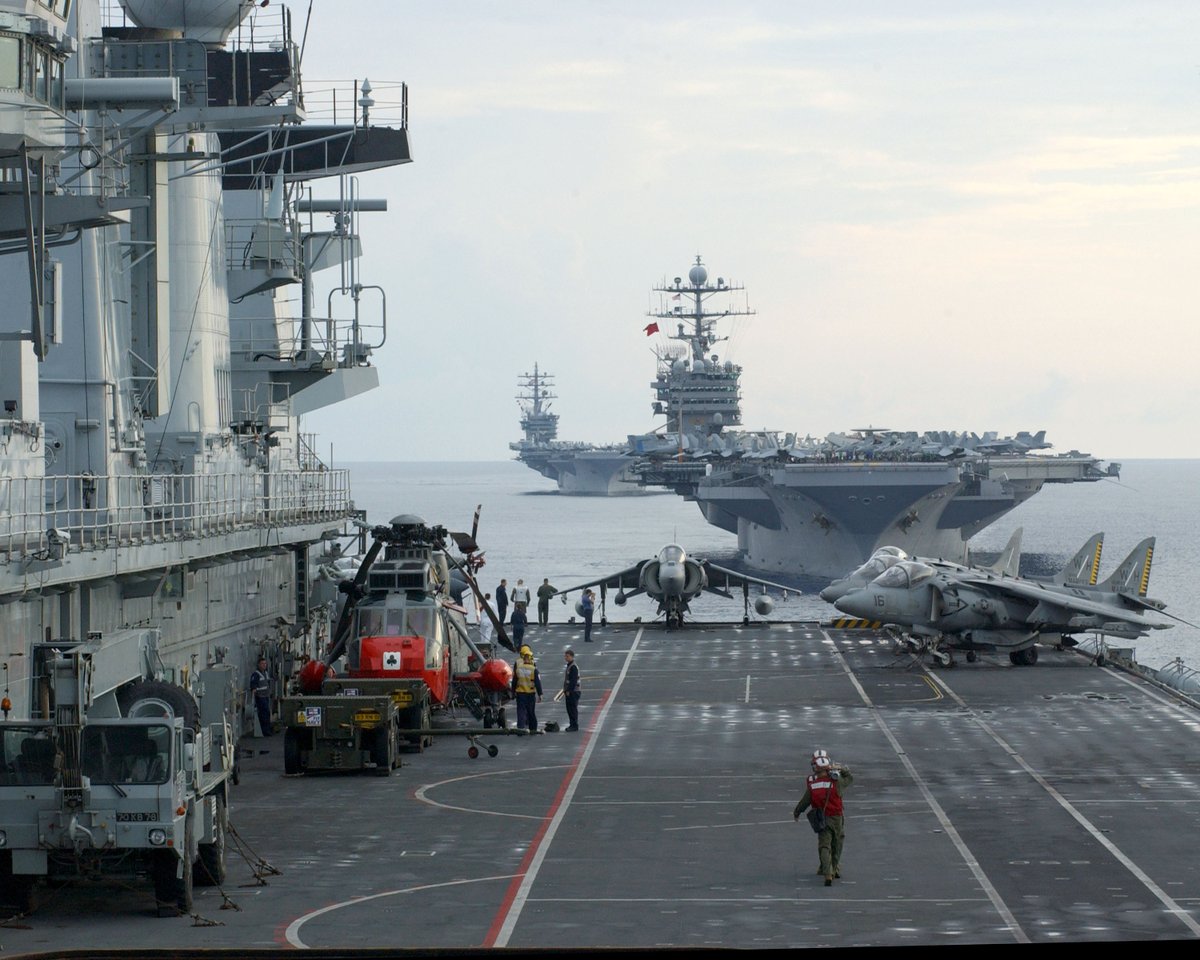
xmin=555 ymin=544 xmax=794 ymax=628
xmin=832 ymin=537 xmax=1177 ymax=666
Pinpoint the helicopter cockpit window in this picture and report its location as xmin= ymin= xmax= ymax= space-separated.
xmin=405 ymin=607 xmax=435 ymax=639
xmin=357 ymin=608 xmax=384 ymax=637
xmin=424 ymin=619 xmax=444 ymax=670
xmin=385 ymin=607 xmax=407 ymax=635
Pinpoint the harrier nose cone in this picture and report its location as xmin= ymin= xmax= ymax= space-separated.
xmin=834 ymin=590 xmax=874 ymax=619
xmin=819 ymin=582 xmax=846 ymax=603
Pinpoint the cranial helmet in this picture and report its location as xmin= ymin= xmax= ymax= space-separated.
xmin=812 ymin=756 xmax=832 ymax=770
xmin=519 ymin=645 xmax=532 ymax=658
xmin=811 ymin=749 xmax=829 ymax=761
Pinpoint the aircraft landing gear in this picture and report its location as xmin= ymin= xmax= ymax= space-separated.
xmin=466 ymin=735 xmax=501 ymax=759
xmin=931 ymin=649 xmax=954 ymax=668
xmin=965 ymin=651 xmax=978 ymax=663
xmin=1009 ymin=647 xmax=1039 ymax=666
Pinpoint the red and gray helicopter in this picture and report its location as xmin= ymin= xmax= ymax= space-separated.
xmin=304 ymin=510 xmax=519 ymax=750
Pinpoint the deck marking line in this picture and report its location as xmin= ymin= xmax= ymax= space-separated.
xmin=926 ymin=667 xmax=1200 ymax=938
xmin=744 ymin=674 xmax=751 ymax=702
xmin=832 ymin=642 xmax=1030 ymax=944
xmin=486 ymin=626 xmax=644 ymax=947
xmin=413 ymin=765 xmax=570 ymax=819
xmin=281 ymin=874 xmax=519 ymax=948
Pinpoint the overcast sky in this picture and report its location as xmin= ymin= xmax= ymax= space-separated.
xmin=299 ymin=1 xmax=1200 ymax=462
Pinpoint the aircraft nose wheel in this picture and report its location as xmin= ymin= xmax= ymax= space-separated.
xmin=468 ymin=745 xmax=479 ymax=759
xmin=487 ymin=744 xmax=499 ymax=758
xmin=966 ymin=651 xmax=977 ymax=663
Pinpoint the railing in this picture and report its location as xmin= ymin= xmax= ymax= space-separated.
xmin=303 ymin=81 xmax=408 ymax=129
xmin=0 ymin=469 xmax=351 ymax=559
xmin=225 ymin=217 xmax=301 ymax=274
xmin=229 ymin=313 xmax=383 ymax=367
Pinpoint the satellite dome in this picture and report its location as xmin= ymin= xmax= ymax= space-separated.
xmin=712 ymin=412 xmax=724 ymax=427
xmin=688 ymin=263 xmax=708 ymax=286
xmin=120 ymin=0 xmax=253 ymax=43
xmin=696 ymin=358 xmax=708 ymax=372
xmin=672 ymin=359 xmax=687 ymax=373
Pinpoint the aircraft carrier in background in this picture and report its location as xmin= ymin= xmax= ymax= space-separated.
xmin=510 ymin=364 xmax=642 ymax=495
xmin=0 ymin=0 xmax=407 ymax=717
xmin=630 ymin=259 xmax=1117 ymax=577
xmin=515 ymin=255 xmax=1118 ymax=578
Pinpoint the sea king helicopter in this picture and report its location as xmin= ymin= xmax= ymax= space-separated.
xmin=282 ymin=512 xmax=520 ymax=772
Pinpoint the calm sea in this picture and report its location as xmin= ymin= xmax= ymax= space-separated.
xmin=343 ymin=459 xmax=1200 ymax=671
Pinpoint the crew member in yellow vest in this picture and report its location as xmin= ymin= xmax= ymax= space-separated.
xmin=511 ymin=645 xmax=543 ymax=734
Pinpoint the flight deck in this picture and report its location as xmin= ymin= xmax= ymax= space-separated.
xmin=5 ymin=622 xmax=1200 ymax=955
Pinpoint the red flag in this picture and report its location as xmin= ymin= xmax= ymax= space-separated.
xmin=671 ymin=293 xmax=681 ymax=300
xmin=643 ymin=322 xmax=659 ymax=336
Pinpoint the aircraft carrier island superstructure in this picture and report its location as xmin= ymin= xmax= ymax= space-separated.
xmin=0 ymin=0 xmax=410 ymax=717
xmin=510 ymin=364 xmax=642 ymax=495
xmin=630 ymin=258 xmax=1118 ymax=578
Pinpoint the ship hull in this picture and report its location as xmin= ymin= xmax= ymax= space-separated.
xmin=692 ymin=458 xmax=1099 ymax=578
xmin=546 ymin=451 xmax=645 ymax=496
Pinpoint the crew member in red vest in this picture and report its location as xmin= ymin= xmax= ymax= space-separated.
xmin=793 ymin=750 xmax=854 ymax=886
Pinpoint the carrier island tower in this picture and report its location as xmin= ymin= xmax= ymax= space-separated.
xmin=0 ymin=0 xmax=410 ymax=717
xmin=631 ymin=258 xmax=1118 ymax=578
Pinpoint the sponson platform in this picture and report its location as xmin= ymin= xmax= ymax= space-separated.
xmin=5 ymin=622 xmax=1200 ymax=954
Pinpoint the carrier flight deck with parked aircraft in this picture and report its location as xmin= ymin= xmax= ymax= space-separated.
xmin=3 ymin=616 xmax=1200 ymax=952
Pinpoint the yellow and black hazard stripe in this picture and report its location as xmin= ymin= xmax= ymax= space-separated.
xmin=824 ymin=618 xmax=883 ymax=629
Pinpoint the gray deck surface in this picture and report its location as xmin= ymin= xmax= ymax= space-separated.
xmin=5 ymin=622 xmax=1200 ymax=954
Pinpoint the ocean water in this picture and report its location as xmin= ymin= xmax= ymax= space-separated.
xmin=344 ymin=459 xmax=1200 ymax=671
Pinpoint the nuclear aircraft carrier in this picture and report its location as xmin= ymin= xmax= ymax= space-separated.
xmin=4 ymin=621 xmax=1199 ymax=955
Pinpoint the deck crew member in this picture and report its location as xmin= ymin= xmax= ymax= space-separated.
xmin=793 ymin=752 xmax=853 ymax=886
xmin=537 ymin=578 xmax=558 ymax=626
xmin=511 ymin=604 xmax=528 ymax=646
xmin=511 ymin=645 xmax=543 ymax=734
xmin=511 ymin=579 xmax=531 ymax=616
xmin=581 ymin=589 xmax=595 ymax=642
xmin=562 ymin=647 xmax=581 ymax=731
xmin=249 ymin=656 xmax=273 ymax=737
xmin=479 ymin=593 xmax=496 ymax=648
xmin=496 ymin=579 xmax=509 ymax=624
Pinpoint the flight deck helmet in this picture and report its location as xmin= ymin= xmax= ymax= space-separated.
xmin=519 ymin=645 xmax=533 ymax=660
xmin=812 ymin=754 xmax=831 ymax=772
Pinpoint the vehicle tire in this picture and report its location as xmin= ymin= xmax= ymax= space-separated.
xmin=120 ymin=680 xmax=199 ymax=729
xmin=966 ymin=651 xmax=977 ymax=663
xmin=153 ymin=820 xmax=193 ymax=915
xmin=483 ymin=709 xmax=494 ymax=729
xmin=497 ymin=707 xmax=507 ymax=730
xmin=420 ymin=700 xmax=433 ymax=750
xmin=1009 ymin=651 xmax=1023 ymax=665
xmin=0 ymin=852 xmax=34 ymax=914
xmin=283 ymin=728 xmax=304 ymax=775
xmin=407 ymin=700 xmax=431 ymax=752
xmin=487 ymin=744 xmax=499 ymax=758
xmin=468 ymin=745 xmax=479 ymax=759
xmin=370 ymin=728 xmax=392 ymax=776
xmin=1024 ymin=646 xmax=1039 ymax=666
xmin=194 ymin=793 xmax=227 ymax=887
